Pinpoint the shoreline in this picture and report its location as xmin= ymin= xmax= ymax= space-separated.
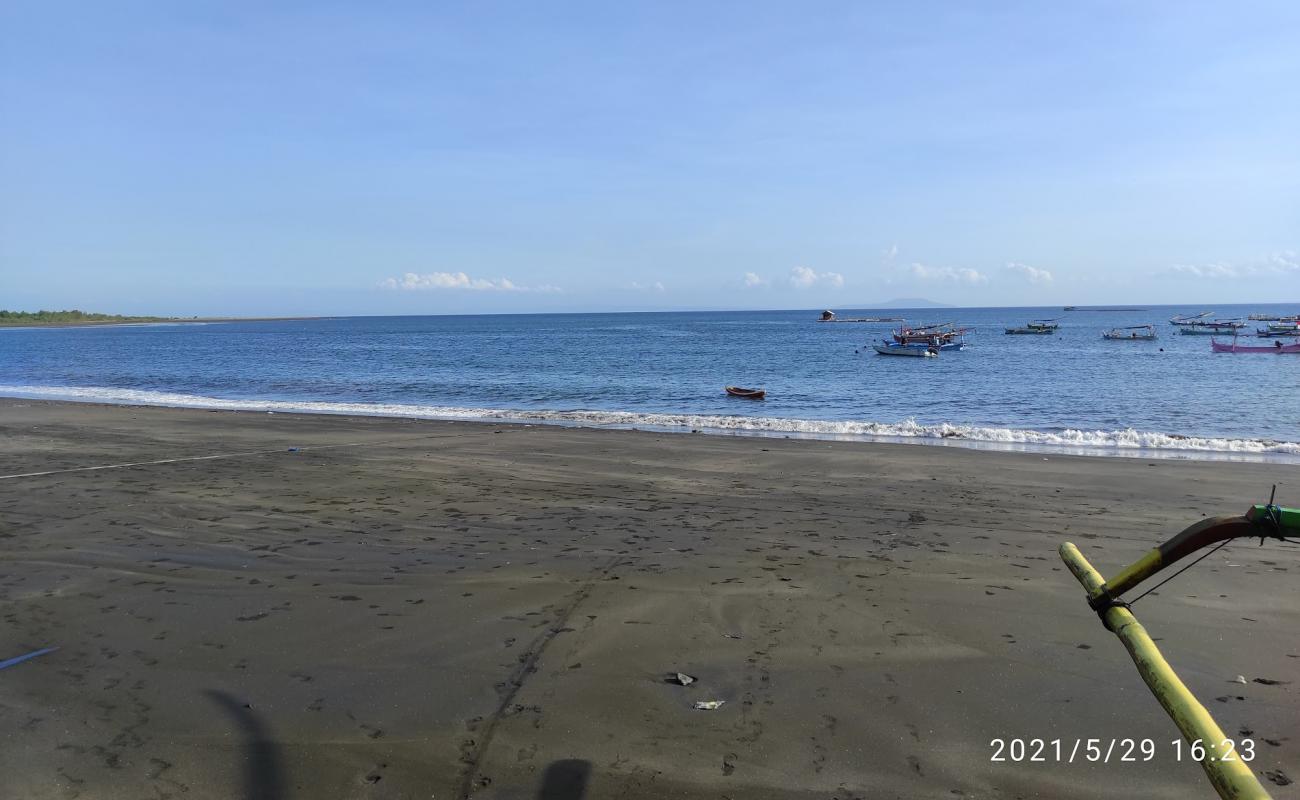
xmin=1 ymin=389 xmax=1296 ymax=464
xmin=2 ymin=399 xmax=1296 ymax=798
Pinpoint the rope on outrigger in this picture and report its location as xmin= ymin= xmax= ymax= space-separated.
xmin=1059 ymin=490 xmax=1297 ymax=800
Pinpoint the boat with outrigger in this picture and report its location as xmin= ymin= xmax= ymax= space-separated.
xmin=1102 ymin=324 xmax=1157 ymax=340
xmin=889 ymin=322 xmax=972 ymax=350
xmin=1179 ymin=320 xmax=1246 ymax=335
xmin=1169 ymin=310 xmax=1214 ymax=326
xmin=1060 ymin=494 xmax=1296 ymax=800
xmin=1005 ymin=318 xmax=1060 ymax=335
xmin=1255 ymin=320 xmax=1300 ymax=337
xmin=873 ymin=342 xmax=939 ymax=357
xmin=1211 ymin=337 xmax=1300 ymax=354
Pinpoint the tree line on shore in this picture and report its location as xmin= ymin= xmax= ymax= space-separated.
xmin=0 ymin=309 xmax=172 ymax=325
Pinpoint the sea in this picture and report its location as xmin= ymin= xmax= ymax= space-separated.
xmin=2 ymin=305 xmax=1298 ymax=462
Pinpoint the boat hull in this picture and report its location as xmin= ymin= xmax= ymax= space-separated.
xmin=725 ymin=386 xmax=766 ymax=399
xmin=874 ymin=344 xmax=937 ymax=357
xmin=1180 ymin=327 xmax=1243 ymax=335
xmin=1211 ymin=339 xmax=1300 ymax=354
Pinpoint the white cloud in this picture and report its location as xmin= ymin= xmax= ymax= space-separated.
xmin=743 ymin=271 xmax=768 ymax=288
xmin=883 ymin=243 xmax=899 ymax=262
xmin=631 ymin=280 xmax=666 ymax=292
xmin=907 ymin=263 xmax=987 ymax=285
xmin=1004 ymin=262 xmax=1054 ymax=284
xmin=380 ymin=271 xmax=561 ymax=292
xmin=1169 ymin=252 xmax=1298 ymax=279
xmin=789 ymin=266 xmax=845 ymax=288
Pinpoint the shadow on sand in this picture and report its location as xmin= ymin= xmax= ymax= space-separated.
xmin=537 ymin=758 xmax=592 ymax=800
xmin=206 ymin=689 xmax=286 ymax=800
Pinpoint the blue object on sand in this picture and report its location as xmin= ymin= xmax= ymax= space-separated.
xmin=0 ymin=646 xmax=58 ymax=671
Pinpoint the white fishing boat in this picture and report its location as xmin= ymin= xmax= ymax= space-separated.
xmin=1103 ymin=325 xmax=1157 ymax=341
xmin=874 ymin=342 xmax=939 ymax=357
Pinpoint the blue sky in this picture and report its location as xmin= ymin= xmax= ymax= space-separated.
xmin=2 ymin=1 xmax=1297 ymax=315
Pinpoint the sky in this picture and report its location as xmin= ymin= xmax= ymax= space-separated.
xmin=1 ymin=1 xmax=1298 ymax=316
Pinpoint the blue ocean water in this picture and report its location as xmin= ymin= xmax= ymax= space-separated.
xmin=2 ymin=305 xmax=1297 ymax=460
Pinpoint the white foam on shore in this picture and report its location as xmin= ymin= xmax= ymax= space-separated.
xmin=3 ymin=384 xmax=1297 ymax=460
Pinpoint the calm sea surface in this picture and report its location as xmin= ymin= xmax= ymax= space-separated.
xmin=2 ymin=305 xmax=1297 ymax=460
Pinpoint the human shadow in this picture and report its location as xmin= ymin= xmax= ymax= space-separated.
xmin=536 ymin=758 xmax=591 ymax=800
xmin=205 ymin=689 xmax=286 ymax=800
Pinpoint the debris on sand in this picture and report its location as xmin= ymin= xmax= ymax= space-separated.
xmin=666 ymin=672 xmax=696 ymax=686
xmin=693 ymin=700 xmax=725 ymax=711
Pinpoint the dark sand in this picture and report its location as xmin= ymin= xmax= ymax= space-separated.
xmin=1 ymin=399 xmax=1296 ymax=799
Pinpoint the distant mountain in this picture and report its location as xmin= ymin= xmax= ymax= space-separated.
xmin=852 ymin=297 xmax=954 ymax=309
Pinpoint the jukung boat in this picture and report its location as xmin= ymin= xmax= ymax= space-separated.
xmin=1169 ymin=311 xmax=1214 ymax=326
xmin=891 ymin=322 xmax=972 ymax=349
xmin=1211 ymin=338 xmax=1300 ymax=354
xmin=724 ymin=386 xmax=766 ymax=399
xmin=1256 ymin=327 xmax=1300 ymax=338
xmin=1005 ymin=320 xmax=1056 ymax=334
xmin=874 ymin=341 xmax=939 ymax=357
xmin=1178 ymin=320 xmax=1246 ymax=335
xmin=1103 ymin=325 xmax=1157 ymax=340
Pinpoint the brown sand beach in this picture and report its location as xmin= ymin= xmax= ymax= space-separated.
xmin=1 ymin=399 xmax=1296 ymax=799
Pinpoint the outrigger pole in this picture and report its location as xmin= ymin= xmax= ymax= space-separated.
xmin=1059 ymin=501 xmax=1298 ymax=800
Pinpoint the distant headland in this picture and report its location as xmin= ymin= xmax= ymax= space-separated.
xmin=0 ymin=310 xmax=316 ymax=327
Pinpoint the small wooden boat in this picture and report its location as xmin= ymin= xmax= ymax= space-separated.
xmin=1027 ymin=318 xmax=1061 ymax=331
xmin=1170 ymin=311 xmax=1214 ymax=326
xmin=1103 ymin=325 xmax=1157 ymax=340
xmin=1256 ymin=327 xmax=1300 ymax=337
xmin=725 ymin=386 xmax=766 ymax=399
xmin=1211 ymin=338 xmax=1300 ymax=354
xmin=891 ymin=322 xmax=973 ymax=346
xmin=1179 ymin=321 xmax=1246 ymax=335
xmin=1005 ymin=326 xmax=1054 ymax=335
xmin=874 ymin=342 xmax=939 ymax=357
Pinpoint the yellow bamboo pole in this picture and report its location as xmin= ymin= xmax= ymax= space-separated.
xmin=1059 ymin=542 xmax=1272 ymax=800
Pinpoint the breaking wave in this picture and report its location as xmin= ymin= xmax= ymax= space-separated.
xmin=2 ymin=384 xmax=1297 ymax=459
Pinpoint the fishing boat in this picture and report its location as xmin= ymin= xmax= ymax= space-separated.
xmin=1103 ymin=325 xmax=1157 ymax=340
xmin=1178 ymin=321 xmax=1246 ymax=335
xmin=1004 ymin=326 xmax=1054 ymax=334
xmin=1256 ymin=327 xmax=1300 ymax=337
xmin=724 ymin=386 xmax=766 ymax=399
xmin=873 ymin=342 xmax=939 ymax=357
xmin=891 ymin=322 xmax=973 ymax=347
xmin=1027 ymin=318 xmax=1061 ymax=331
xmin=1169 ymin=311 xmax=1214 ymax=326
xmin=1211 ymin=338 xmax=1300 ymax=354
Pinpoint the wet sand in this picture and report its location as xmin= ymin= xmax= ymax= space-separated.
xmin=1 ymin=399 xmax=1296 ymax=799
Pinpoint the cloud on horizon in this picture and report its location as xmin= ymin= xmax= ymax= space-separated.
xmin=380 ymin=272 xmax=561 ymax=292
xmin=1168 ymin=251 xmax=1298 ymax=279
xmin=1004 ymin=262 xmax=1054 ymax=284
xmin=789 ymin=266 xmax=844 ymax=288
xmin=907 ymin=263 xmax=987 ymax=285
xmin=631 ymin=280 xmax=666 ymax=292
xmin=742 ymin=271 xmax=768 ymax=287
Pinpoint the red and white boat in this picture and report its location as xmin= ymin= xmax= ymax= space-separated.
xmin=1211 ymin=338 xmax=1300 ymax=354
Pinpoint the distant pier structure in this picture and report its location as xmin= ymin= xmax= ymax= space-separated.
xmin=817 ymin=310 xmax=904 ymax=323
